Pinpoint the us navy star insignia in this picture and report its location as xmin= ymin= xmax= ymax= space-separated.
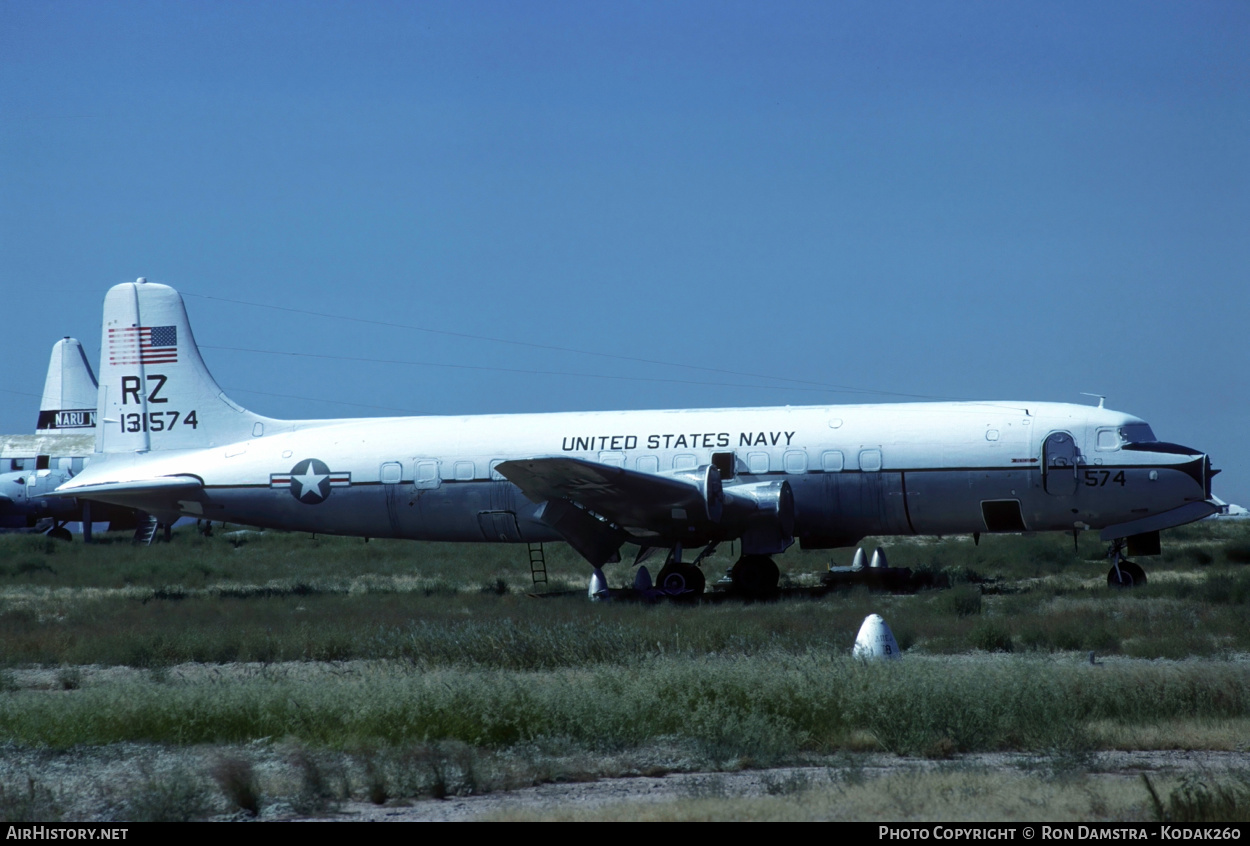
xmin=270 ymin=458 xmax=351 ymax=504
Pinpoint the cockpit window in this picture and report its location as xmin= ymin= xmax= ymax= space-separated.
xmin=1096 ymin=429 xmax=1119 ymax=450
xmin=1119 ymin=424 xmax=1156 ymax=444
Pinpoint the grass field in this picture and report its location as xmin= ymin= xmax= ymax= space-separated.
xmin=1 ymin=519 xmax=1248 ymax=820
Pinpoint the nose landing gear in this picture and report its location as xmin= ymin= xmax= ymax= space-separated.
xmin=1106 ymin=538 xmax=1147 ymax=588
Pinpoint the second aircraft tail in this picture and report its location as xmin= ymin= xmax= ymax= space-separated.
xmin=36 ymin=337 xmax=98 ymax=433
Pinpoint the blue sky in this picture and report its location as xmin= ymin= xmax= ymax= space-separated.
xmin=2 ymin=1 xmax=1247 ymax=506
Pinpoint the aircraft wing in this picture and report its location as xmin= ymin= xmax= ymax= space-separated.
xmin=495 ymin=457 xmax=713 ymax=532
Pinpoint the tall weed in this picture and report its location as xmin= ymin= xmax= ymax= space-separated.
xmin=1145 ymin=771 xmax=1250 ymax=822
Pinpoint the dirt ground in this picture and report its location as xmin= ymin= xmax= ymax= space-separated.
xmin=5 ymin=744 xmax=1234 ymax=822
xmin=312 ymin=751 xmax=1244 ymax=822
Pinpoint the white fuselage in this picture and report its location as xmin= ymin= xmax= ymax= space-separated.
xmin=73 ymin=400 xmax=1211 ymax=549
xmin=53 ymin=281 xmax=1217 ymax=562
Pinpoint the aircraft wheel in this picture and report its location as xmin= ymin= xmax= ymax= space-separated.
xmin=655 ymin=563 xmax=706 ymax=595
xmin=1107 ymin=560 xmax=1147 ymax=588
xmin=731 ymin=555 xmax=780 ymax=597
xmin=46 ymin=527 xmax=72 ymax=542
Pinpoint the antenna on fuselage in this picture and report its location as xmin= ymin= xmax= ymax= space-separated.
xmin=1080 ymin=392 xmax=1106 ymax=409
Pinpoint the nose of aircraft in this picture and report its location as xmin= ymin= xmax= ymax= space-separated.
xmin=1178 ymin=451 xmax=1214 ymax=499
xmin=1122 ymin=440 xmax=1214 ymax=498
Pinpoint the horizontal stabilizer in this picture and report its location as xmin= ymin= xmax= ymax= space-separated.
xmin=49 ymin=475 xmax=203 ymax=514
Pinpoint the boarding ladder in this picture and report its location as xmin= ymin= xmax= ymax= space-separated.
xmin=528 ymin=542 xmax=548 ymax=587
xmin=133 ymin=514 xmax=171 ymax=545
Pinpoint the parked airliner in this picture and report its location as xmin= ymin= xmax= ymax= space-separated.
xmin=53 ymin=279 xmax=1222 ymax=593
xmin=0 ymin=337 xmax=135 ymax=539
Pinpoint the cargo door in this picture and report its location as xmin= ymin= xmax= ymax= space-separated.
xmin=478 ymin=510 xmax=522 ymax=541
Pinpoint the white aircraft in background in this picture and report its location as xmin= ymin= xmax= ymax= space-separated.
xmin=0 ymin=337 xmax=137 ymax=539
xmin=53 ymin=279 xmax=1222 ymax=592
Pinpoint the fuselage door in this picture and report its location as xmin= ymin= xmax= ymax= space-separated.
xmin=478 ymin=510 xmax=522 ymax=542
xmin=1042 ymin=431 xmax=1078 ymax=496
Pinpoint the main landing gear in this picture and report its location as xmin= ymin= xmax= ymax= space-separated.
xmin=655 ymin=561 xmax=705 ymax=594
xmin=626 ymin=543 xmax=781 ymax=600
xmin=729 ymin=554 xmax=780 ymax=597
xmin=1106 ymin=538 xmax=1147 ymax=588
xmin=653 ymin=543 xmax=708 ymax=595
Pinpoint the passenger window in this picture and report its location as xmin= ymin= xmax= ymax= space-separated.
xmin=489 ymin=459 xmax=507 ymax=481
xmin=415 ymin=460 xmax=439 ymax=489
xmin=673 ymin=454 xmax=697 ymax=471
xmin=747 ymin=452 xmax=769 ymax=474
xmin=821 ymin=450 xmax=844 ymax=472
xmin=453 ymin=461 xmax=475 ymax=481
xmin=636 ymin=455 xmax=659 ymax=473
xmin=859 ymin=449 xmax=882 ymax=472
xmin=783 ymin=450 xmax=807 ymax=474
xmin=380 ymin=462 xmax=402 ymax=484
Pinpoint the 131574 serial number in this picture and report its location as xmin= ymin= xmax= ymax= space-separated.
xmin=119 ymin=410 xmax=198 ymax=433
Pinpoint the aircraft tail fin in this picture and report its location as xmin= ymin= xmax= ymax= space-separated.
xmin=96 ymin=278 xmax=279 ymax=453
xmin=36 ymin=338 xmax=98 ymax=433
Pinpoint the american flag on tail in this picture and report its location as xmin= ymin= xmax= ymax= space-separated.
xmin=108 ymin=326 xmax=178 ymax=365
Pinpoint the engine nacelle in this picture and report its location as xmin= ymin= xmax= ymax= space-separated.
xmin=668 ymin=464 xmax=724 ymax=525
xmin=648 ymin=469 xmax=791 ymax=552
xmin=723 ymin=479 xmax=795 ymax=555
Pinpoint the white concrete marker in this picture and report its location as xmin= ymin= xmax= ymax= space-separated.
xmin=853 ymin=613 xmax=901 ymax=661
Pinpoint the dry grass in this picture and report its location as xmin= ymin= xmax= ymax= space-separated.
xmin=1089 ymin=718 xmax=1250 ymax=751
xmin=2 ymin=521 xmax=1249 ymax=820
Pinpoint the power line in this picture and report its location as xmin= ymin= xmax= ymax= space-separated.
xmin=183 ymin=290 xmax=956 ymax=401
xmin=201 ymin=346 xmax=849 ymax=395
